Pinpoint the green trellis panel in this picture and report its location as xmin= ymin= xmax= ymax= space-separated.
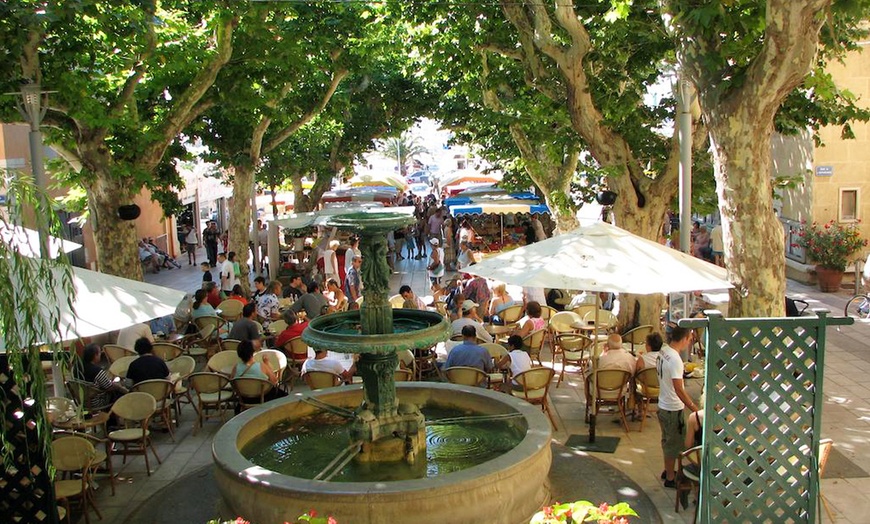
xmin=680 ymin=310 xmax=850 ymax=524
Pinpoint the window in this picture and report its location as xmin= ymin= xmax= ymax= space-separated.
xmin=839 ymin=188 xmax=860 ymax=222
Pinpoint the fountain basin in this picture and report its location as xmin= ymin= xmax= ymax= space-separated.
xmin=303 ymin=309 xmax=450 ymax=354
xmin=213 ymin=383 xmax=552 ymax=524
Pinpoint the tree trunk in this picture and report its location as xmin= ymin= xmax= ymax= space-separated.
xmin=709 ymin=115 xmax=785 ymax=317
xmin=85 ymin=172 xmax=142 ymax=279
xmin=228 ymin=164 xmax=255 ymax=295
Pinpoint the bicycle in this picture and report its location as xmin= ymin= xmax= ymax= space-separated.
xmin=844 ymin=293 xmax=870 ymax=321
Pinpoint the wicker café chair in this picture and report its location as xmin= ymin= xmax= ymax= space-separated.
xmin=167 ymin=355 xmax=196 ymax=417
xmin=231 ymin=377 xmax=274 ymax=412
xmin=66 ymin=378 xmax=114 ymax=413
xmin=512 ymin=367 xmax=557 ymax=429
xmin=584 ymin=369 xmax=632 ymax=433
xmin=303 ymin=371 xmax=343 ymax=390
xmin=188 ymin=372 xmax=234 ymax=434
xmin=208 ymin=350 xmax=242 ymax=375
xmin=394 ymin=369 xmax=413 ymax=382
xmin=217 ymin=299 xmax=244 ymax=322
xmin=622 ymin=325 xmax=654 ymax=355
xmin=480 ymin=343 xmax=509 ymax=390
xmin=108 ymin=355 xmax=138 ymax=380
xmin=108 ymin=392 xmax=162 ymax=476
xmin=634 ymin=367 xmax=660 ymax=432
xmin=522 ymin=329 xmax=547 ymax=366
xmin=131 ymin=379 xmax=177 ymax=441
xmin=152 ymin=342 xmax=183 ymax=361
xmin=220 ymin=339 xmax=242 ymax=353
xmin=53 ymin=430 xmax=115 ymax=497
xmin=102 ymin=343 xmax=136 ymax=363
xmin=52 ymin=435 xmax=102 ymax=524
xmin=445 ymin=366 xmax=488 ymax=387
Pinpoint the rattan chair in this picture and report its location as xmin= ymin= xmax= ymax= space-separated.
xmin=108 ymin=392 xmax=161 ymax=475
xmin=166 ymin=355 xmax=196 ymax=417
xmin=512 ymin=367 xmax=557 ymax=429
xmin=389 ymin=294 xmax=406 ymax=308
xmin=207 ymin=350 xmax=242 ymax=375
xmin=499 ymin=304 xmax=524 ymax=327
xmin=445 ymin=366 xmax=488 ymax=387
xmin=217 ymin=299 xmax=244 ymax=322
xmin=108 ymin=355 xmax=139 ymax=380
xmin=65 ymin=378 xmax=114 ymax=413
xmin=102 ymin=343 xmax=136 ymax=363
xmin=549 ymin=311 xmax=582 ymax=366
xmin=193 ymin=315 xmax=226 ymax=338
xmin=53 ymin=430 xmax=115 ymax=497
xmin=394 ymin=369 xmax=413 ymax=382
xmin=220 ymin=339 xmax=241 ymax=353
xmin=622 ymin=325 xmax=654 ymax=355
xmin=152 ymin=342 xmax=183 ymax=361
xmin=303 ymin=370 xmax=342 ymax=390
xmin=634 ymin=367 xmax=660 ymax=431
xmin=231 ymin=377 xmax=274 ymax=411
xmin=53 ymin=435 xmax=102 ymax=524
xmin=178 ymin=323 xmax=217 ymax=361
xmin=583 ymin=309 xmax=619 ymax=334
xmin=188 ymin=372 xmax=234 ymax=434
xmin=268 ymin=319 xmax=288 ymax=334
xmin=480 ymin=343 xmax=508 ymax=389
xmin=522 ymin=328 xmax=547 ymax=366
xmin=255 ymin=349 xmax=291 ymax=391
xmin=555 ymin=333 xmax=594 ymax=387
xmin=675 ymin=445 xmax=702 ymax=519
xmin=131 ymin=379 xmax=176 ymax=441
xmin=584 ymin=369 xmax=632 ymax=432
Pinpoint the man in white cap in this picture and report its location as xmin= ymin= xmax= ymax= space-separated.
xmin=427 ymin=237 xmax=445 ymax=285
xmin=450 ymin=299 xmax=493 ymax=343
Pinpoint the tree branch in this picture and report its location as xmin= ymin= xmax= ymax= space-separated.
xmin=263 ymin=68 xmax=349 ymax=154
xmin=139 ymin=13 xmax=236 ymax=170
xmin=109 ymin=0 xmax=157 ymax=120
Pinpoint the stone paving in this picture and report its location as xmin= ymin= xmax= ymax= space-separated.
xmin=82 ymin=245 xmax=870 ymax=523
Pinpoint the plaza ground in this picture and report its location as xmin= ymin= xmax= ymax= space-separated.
xmin=84 ymin=246 xmax=870 ymax=523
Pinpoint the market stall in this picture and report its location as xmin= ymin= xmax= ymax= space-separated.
xmin=448 ymin=201 xmax=553 ymax=252
xmin=321 ymin=187 xmax=399 ymax=205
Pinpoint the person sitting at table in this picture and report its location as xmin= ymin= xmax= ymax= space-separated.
xmin=74 ymin=343 xmax=128 ymax=408
xmin=399 ymin=285 xmax=427 ymax=310
xmin=302 ymin=348 xmax=354 ymax=383
xmin=251 ymin=276 xmax=267 ymax=303
xmin=282 ymin=273 xmax=306 ymax=300
xmin=126 ymin=337 xmax=170 ymax=386
xmin=636 ymin=332 xmax=663 ymax=372
xmin=450 ymin=300 xmax=493 ymax=343
xmin=274 ymin=309 xmax=309 ymax=349
xmin=444 ymin=326 xmax=493 ymax=382
xmin=289 ymin=280 xmax=329 ymax=320
xmin=204 ymin=281 xmax=222 ymax=308
xmin=326 ymin=278 xmax=348 ymax=313
xmin=513 ymin=301 xmax=547 ymax=338
xmin=228 ymin=284 xmax=249 ymax=305
xmin=230 ymin=340 xmax=286 ymax=410
xmin=489 ymin=283 xmax=518 ymax=325
xmin=228 ymin=303 xmax=262 ymax=350
xmin=596 ymin=333 xmax=636 ymax=375
xmin=149 ymin=314 xmax=177 ymax=338
xmin=117 ymin=322 xmax=153 ymax=350
xmin=497 ymin=335 xmax=532 ymax=391
xmin=256 ymin=280 xmax=283 ymax=327
xmin=191 ymin=289 xmax=218 ymax=319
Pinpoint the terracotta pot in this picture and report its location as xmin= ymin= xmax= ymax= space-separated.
xmin=815 ymin=265 xmax=844 ymax=292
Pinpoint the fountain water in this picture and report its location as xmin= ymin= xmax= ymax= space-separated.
xmin=213 ymin=212 xmax=552 ymax=523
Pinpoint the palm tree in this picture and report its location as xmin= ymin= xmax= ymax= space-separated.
xmin=379 ymin=133 xmax=429 ymax=177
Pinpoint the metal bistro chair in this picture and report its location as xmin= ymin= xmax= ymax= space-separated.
xmin=303 ymin=371 xmax=343 ymax=390
xmin=584 ymin=369 xmax=632 ymax=433
xmin=108 ymin=392 xmax=161 ymax=476
xmin=52 ymin=435 xmax=102 ymax=524
xmin=188 ymin=372 xmax=234 ymax=434
xmin=512 ymin=367 xmax=557 ymax=429
xmin=445 ymin=366 xmax=488 ymax=387
xmin=131 ymin=379 xmax=177 ymax=441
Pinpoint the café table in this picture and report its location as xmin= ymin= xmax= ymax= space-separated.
xmin=52 ymin=410 xmax=110 ymax=435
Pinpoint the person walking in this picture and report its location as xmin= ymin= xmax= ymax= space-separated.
xmin=184 ymin=224 xmax=198 ymax=265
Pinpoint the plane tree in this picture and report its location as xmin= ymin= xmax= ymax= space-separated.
xmin=0 ymin=1 xmax=236 ymax=278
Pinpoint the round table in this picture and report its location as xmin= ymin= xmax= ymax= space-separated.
xmin=484 ymin=324 xmax=513 ymax=336
xmin=52 ymin=411 xmax=110 ymax=433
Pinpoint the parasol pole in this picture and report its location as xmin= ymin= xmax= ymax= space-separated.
xmin=589 ymin=292 xmax=601 ymax=442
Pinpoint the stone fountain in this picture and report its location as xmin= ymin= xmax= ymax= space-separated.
xmin=213 ymin=211 xmax=552 ymax=524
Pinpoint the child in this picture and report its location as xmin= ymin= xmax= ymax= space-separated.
xmin=201 ymin=262 xmax=213 ymax=288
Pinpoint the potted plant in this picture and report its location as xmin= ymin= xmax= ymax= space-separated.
xmin=796 ymin=220 xmax=867 ymax=292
